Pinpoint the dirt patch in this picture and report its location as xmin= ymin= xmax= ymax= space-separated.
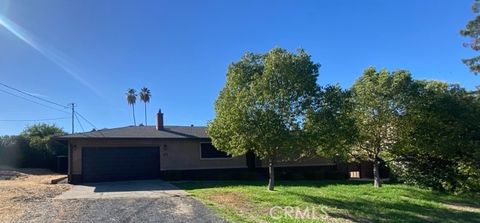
xmin=209 ymin=191 xmax=251 ymax=210
xmin=0 ymin=168 xmax=70 ymax=222
xmin=208 ymin=191 xmax=265 ymax=222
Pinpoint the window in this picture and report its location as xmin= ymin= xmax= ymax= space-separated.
xmin=200 ymin=143 xmax=231 ymax=159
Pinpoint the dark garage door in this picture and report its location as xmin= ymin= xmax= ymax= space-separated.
xmin=82 ymin=146 xmax=160 ymax=182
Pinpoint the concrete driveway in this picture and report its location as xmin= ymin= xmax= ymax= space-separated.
xmin=55 ymin=180 xmax=188 ymax=199
xmin=19 ymin=180 xmax=225 ymax=223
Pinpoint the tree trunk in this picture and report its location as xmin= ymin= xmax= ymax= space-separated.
xmin=268 ymin=158 xmax=275 ymax=191
xmin=373 ymin=156 xmax=382 ymax=188
xmin=144 ymin=103 xmax=148 ymax=125
xmin=132 ymin=105 xmax=136 ymax=126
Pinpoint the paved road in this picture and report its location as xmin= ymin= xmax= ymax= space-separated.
xmin=18 ymin=180 xmax=225 ymax=223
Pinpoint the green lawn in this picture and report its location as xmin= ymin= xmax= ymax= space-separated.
xmin=173 ymin=181 xmax=480 ymax=223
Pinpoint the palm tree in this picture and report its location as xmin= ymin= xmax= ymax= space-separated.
xmin=139 ymin=87 xmax=152 ymax=125
xmin=126 ymin=88 xmax=137 ymax=126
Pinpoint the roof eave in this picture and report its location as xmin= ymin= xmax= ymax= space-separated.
xmin=55 ymin=137 xmax=211 ymax=140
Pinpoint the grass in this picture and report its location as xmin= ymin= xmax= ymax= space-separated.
xmin=173 ymin=180 xmax=480 ymax=223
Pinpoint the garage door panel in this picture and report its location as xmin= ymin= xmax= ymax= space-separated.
xmin=82 ymin=147 xmax=160 ymax=182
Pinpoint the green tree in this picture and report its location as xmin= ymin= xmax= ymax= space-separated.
xmin=460 ymin=0 xmax=480 ymax=74
xmin=19 ymin=123 xmax=66 ymax=168
xmin=208 ymin=48 xmax=320 ymax=191
xmin=349 ymin=67 xmax=415 ymax=187
xmin=140 ymin=87 xmax=152 ymax=125
xmin=305 ymin=85 xmax=356 ymax=160
xmin=126 ymin=88 xmax=137 ymax=126
xmin=20 ymin=123 xmax=65 ymax=151
xmin=392 ymin=81 xmax=480 ymax=193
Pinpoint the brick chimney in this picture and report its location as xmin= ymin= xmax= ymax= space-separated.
xmin=156 ymin=109 xmax=164 ymax=130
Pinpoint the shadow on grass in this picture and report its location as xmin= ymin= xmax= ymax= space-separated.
xmin=288 ymin=191 xmax=480 ymax=223
xmin=400 ymin=188 xmax=480 ymax=209
xmin=174 ymin=180 xmax=480 ymax=223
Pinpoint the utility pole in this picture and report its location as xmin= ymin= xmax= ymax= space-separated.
xmin=69 ymin=103 xmax=75 ymax=134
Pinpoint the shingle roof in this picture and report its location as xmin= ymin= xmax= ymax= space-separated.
xmin=57 ymin=125 xmax=209 ymax=139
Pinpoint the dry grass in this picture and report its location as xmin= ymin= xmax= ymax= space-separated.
xmin=209 ymin=191 xmax=252 ymax=212
xmin=0 ymin=167 xmax=70 ymax=222
xmin=206 ymin=191 xmax=270 ymax=222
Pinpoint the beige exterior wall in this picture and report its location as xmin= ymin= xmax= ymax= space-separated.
xmin=68 ymin=139 xmax=247 ymax=175
xmin=160 ymin=140 xmax=247 ymax=170
xmin=70 ymin=144 xmax=82 ymax=175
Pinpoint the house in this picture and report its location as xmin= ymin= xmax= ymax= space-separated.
xmin=58 ymin=110 xmax=345 ymax=184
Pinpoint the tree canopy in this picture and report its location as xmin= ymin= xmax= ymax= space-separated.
xmin=304 ymin=85 xmax=356 ymax=160
xmin=208 ymin=48 xmax=320 ymax=190
xmin=391 ymin=81 xmax=480 ymax=192
xmin=461 ymin=0 xmax=480 ymax=74
xmin=308 ymin=67 xmax=417 ymax=187
xmin=0 ymin=124 xmax=66 ymax=169
xmin=20 ymin=123 xmax=65 ymax=150
xmin=126 ymin=88 xmax=137 ymax=126
xmin=350 ymin=68 xmax=417 ymax=187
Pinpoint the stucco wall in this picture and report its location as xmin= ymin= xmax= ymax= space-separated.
xmin=68 ymin=138 xmax=247 ymax=175
xmin=70 ymin=144 xmax=82 ymax=175
xmin=160 ymin=140 xmax=247 ymax=170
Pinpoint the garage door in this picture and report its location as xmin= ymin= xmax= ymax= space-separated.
xmin=82 ymin=146 xmax=160 ymax=182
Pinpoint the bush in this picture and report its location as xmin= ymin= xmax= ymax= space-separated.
xmin=390 ymin=154 xmax=480 ymax=193
xmin=0 ymin=124 xmax=66 ymax=170
xmin=390 ymin=82 xmax=480 ymax=193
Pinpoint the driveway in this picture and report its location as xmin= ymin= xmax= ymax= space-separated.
xmin=18 ymin=180 xmax=225 ymax=223
xmin=55 ymin=180 xmax=187 ymax=199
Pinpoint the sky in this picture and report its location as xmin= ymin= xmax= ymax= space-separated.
xmin=0 ymin=0 xmax=478 ymax=135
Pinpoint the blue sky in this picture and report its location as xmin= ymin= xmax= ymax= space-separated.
xmin=0 ymin=0 xmax=477 ymax=135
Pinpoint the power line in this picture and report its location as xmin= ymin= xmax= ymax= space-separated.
xmin=74 ymin=112 xmax=85 ymax=132
xmin=0 ymin=82 xmax=69 ymax=109
xmin=0 ymin=117 xmax=70 ymax=122
xmin=0 ymin=83 xmax=99 ymax=132
xmin=0 ymin=88 xmax=69 ymax=114
xmin=75 ymin=112 xmax=97 ymax=129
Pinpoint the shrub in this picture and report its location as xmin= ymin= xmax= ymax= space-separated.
xmin=0 ymin=124 xmax=66 ymax=170
xmin=390 ymin=154 xmax=480 ymax=193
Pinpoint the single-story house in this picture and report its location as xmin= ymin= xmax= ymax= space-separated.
xmin=58 ymin=110 xmax=348 ymax=184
